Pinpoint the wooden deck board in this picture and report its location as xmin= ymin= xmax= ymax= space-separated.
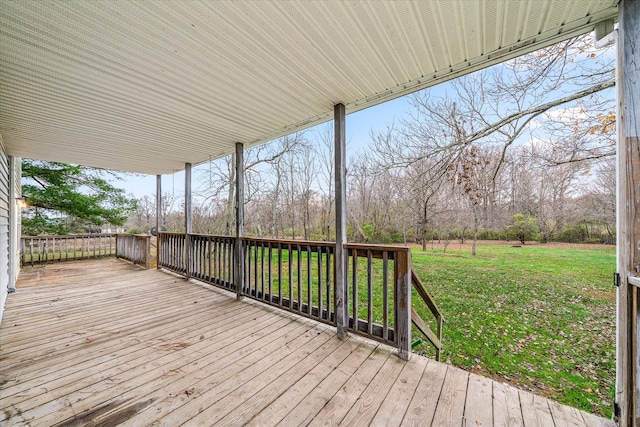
xmin=0 ymin=259 xmax=615 ymax=427
xmin=464 ymin=373 xmax=494 ymax=427
xmin=370 ymin=354 xmax=429 ymax=427
xmin=276 ymin=342 xmax=375 ymax=426
xmin=402 ymin=358 xmax=447 ymax=426
xmin=431 ymin=366 xmax=469 ymax=427
xmin=492 ymin=380 xmax=525 ymax=427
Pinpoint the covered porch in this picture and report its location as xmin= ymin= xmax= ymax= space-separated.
xmin=1 ymin=1 xmax=638 ymax=425
xmin=1 ymin=258 xmax=614 ymax=426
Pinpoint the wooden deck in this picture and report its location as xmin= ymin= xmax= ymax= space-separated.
xmin=1 ymin=259 xmax=614 ymax=427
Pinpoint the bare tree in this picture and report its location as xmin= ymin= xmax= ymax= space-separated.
xmin=199 ymin=132 xmax=306 ymax=236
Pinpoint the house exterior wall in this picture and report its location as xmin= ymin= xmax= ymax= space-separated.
xmin=0 ymin=135 xmax=10 ymax=322
xmin=0 ymin=134 xmax=20 ymax=323
xmin=8 ymin=153 xmax=21 ymax=293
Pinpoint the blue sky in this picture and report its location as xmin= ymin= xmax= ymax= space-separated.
xmin=119 ymin=90 xmax=432 ymax=200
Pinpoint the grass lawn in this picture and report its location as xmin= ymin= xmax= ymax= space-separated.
xmin=410 ymin=241 xmax=616 ymax=418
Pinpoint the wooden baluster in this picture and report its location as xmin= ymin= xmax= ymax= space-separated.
xmin=288 ymin=244 xmax=293 ymax=309
xmin=278 ymin=243 xmax=283 ymax=307
xmin=318 ymin=245 xmax=324 ymax=320
xmin=268 ymin=243 xmax=273 ymax=303
xmin=297 ymin=244 xmax=302 ymax=313
xmin=307 ymin=245 xmax=312 ymax=316
xmin=383 ymin=251 xmax=389 ymax=342
xmin=351 ymin=248 xmax=358 ymax=331
xmin=367 ymin=249 xmax=373 ymax=336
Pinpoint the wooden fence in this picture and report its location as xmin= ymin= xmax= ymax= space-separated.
xmin=157 ymin=232 xmax=444 ymax=359
xmin=115 ymin=234 xmax=151 ymax=269
xmin=21 ymin=233 xmax=152 ymax=269
xmin=20 ymin=234 xmax=116 ymax=266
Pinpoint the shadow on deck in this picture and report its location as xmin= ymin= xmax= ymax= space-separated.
xmin=0 ymin=258 xmax=614 ymax=426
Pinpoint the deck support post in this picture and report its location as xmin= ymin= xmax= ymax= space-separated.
xmin=156 ymin=174 xmax=162 ymax=270
xmin=617 ymin=0 xmax=640 ymax=425
xmin=185 ymin=163 xmax=192 ymax=279
xmin=334 ymin=103 xmax=348 ymax=338
xmin=8 ymin=156 xmax=18 ymax=293
xmin=235 ymin=142 xmax=244 ymax=300
xmin=394 ymin=248 xmax=411 ymax=360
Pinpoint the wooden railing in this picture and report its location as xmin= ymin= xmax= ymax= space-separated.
xmin=115 ymin=234 xmax=151 ymax=269
xmin=20 ymin=234 xmax=116 ymax=266
xmin=411 ymin=269 xmax=445 ymax=361
xmin=344 ymin=244 xmax=412 ymax=358
xmin=189 ymin=234 xmax=236 ymax=291
xmin=242 ymin=238 xmax=335 ymax=325
xmin=157 ymin=233 xmax=236 ymax=290
xmin=156 ymin=232 xmax=443 ymax=359
xmin=157 ymin=232 xmax=188 ymax=275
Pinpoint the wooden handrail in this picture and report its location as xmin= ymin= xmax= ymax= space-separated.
xmin=411 ymin=268 xmax=444 ymax=361
xmin=627 ymin=275 xmax=640 ymax=288
xmin=411 ymin=270 xmax=445 ymax=322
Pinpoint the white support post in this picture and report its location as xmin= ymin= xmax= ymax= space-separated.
xmin=334 ymin=103 xmax=348 ymax=338
xmin=8 ymin=156 xmax=18 ymax=292
xmin=156 ymin=174 xmax=162 ymax=270
xmin=235 ymin=143 xmax=244 ymax=300
xmin=185 ymin=163 xmax=192 ymax=279
xmin=616 ymin=0 xmax=640 ymax=425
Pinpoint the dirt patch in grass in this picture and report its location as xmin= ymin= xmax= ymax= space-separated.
xmin=408 ymin=239 xmax=614 ymax=252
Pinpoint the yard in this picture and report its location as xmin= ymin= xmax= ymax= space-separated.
xmin=410 ymin=241 xmax=616 ymax=418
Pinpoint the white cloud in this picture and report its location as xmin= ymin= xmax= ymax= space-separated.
xmin=544 ymin=107 xmax=588 ymax=123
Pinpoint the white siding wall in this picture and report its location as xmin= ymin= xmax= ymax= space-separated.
xmin=9 ymin=153 xmax=21 ymax=292
xmin=0 ymin=135 xmax=19 ymax=323
xmin=0 ymin=135 xmax=10 ymax=322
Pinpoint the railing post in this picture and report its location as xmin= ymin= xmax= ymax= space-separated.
xmin=235 ymin=142 xmax=245 ymax=300
xmin=157 ymin=232 xmax=162 ymax=269
xmin=394 ymin=248 xmax=411 ymax=360
xmin=144 ymin=236 xmax=150 ymax=269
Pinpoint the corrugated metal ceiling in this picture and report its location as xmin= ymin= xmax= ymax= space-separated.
xmin=0 ymin=1 xmax=618 ymax=174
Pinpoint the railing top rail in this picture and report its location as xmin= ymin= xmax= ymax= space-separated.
xmin=21 ymin=233 xmax=117 ymax=239
xmin=155 ymin=232 xmax=411 ymax=253
xmin=241 ymin=236 xmax=336 ymax=247
xmin=158 ymin=232 xmax=233 ymax=239
xmin=190 ymin=233 xmax=236 ymax=239
xmin=344 ymin=243 xmax=411 ymax=253
xmin=116 ymin=233 xmax=151 ymax=238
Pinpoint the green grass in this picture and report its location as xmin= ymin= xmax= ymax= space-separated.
xmin=410 ymin=243 xmax=616 ymax=418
